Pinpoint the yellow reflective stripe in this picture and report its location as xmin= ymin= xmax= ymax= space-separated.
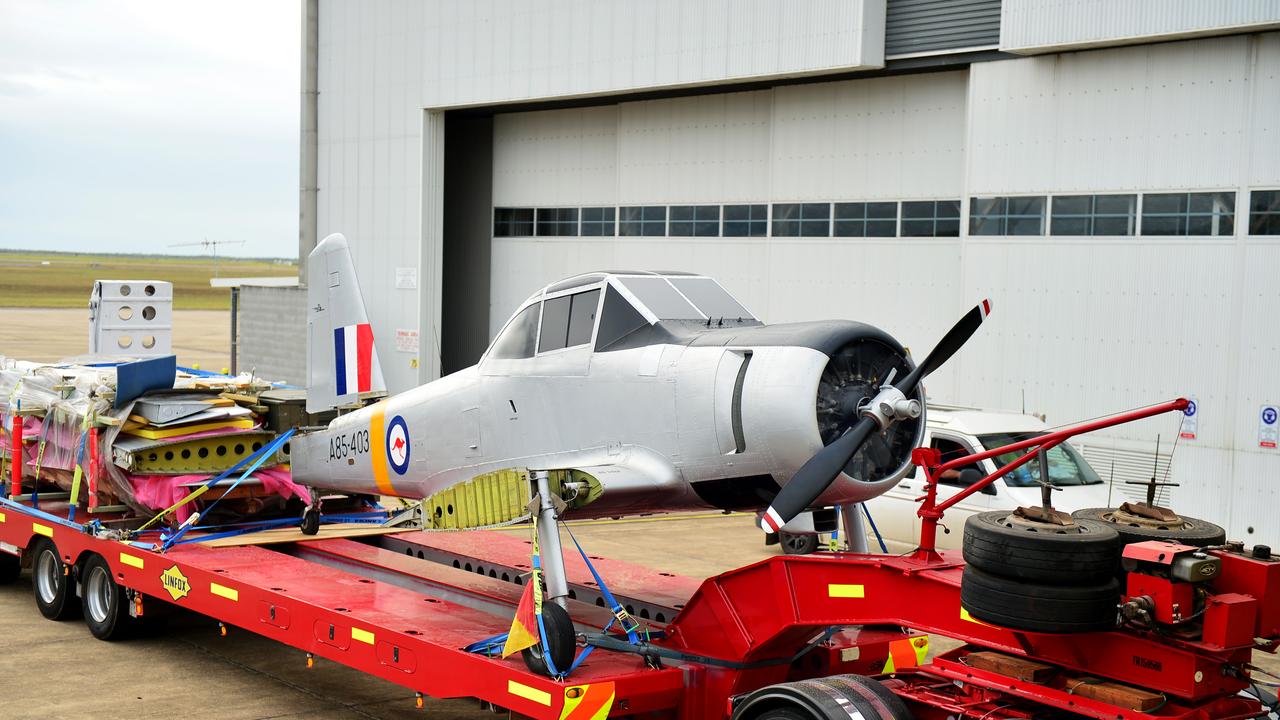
xmin=32 ymin=522 xmax=53 ymax=538
xmin=210 ymin=582 xmax=239 ymax=601
xmin=960 ymin=607 xmax=993 ymax=627
xmin=119 ymin=552 xmax=144 ymax=569
xmin=351 ymin=627 xmax=375 ymax=645
xmin=828 ymin=584 xmax=865 ymax=598
xmin=0 ymin=511 xmax=6 ymax=523
xmin=369 ymin=402 xmax=394 ymax=495
xmin=509 ymin=680 xmax=552 ymax=706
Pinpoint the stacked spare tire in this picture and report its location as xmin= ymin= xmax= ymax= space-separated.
xmin=960 ymin=506 xmax=1226 ymax=634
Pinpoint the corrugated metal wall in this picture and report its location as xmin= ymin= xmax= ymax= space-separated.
xmin=886 ymin=0 xmax=1001 ymax=56
xmin=1001 ymin=0 xmax=1280 ymax=53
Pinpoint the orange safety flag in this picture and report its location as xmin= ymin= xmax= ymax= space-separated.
xmin=501 ymin=578 xmax=542 ymax=658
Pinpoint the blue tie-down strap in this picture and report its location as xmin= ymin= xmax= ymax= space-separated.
xmin=564 ymin=523 xmax=642 ymax=644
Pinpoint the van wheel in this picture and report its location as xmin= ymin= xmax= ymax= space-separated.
xmin=962 ymin=511 xmax=1120 ymax=585
xmin=521 ymin=601 xmax=576 ymax=677
xmin=31 ymin=538 xmax=79 ymax=620
xmin=81 ymin=554 xmax=134 ymax=641
xmin=780 ymin=532 xmax=819 ymax=555
xmin=0 ymin=552 xmax=19 ymax=584
xmin=960 ymin=564 xmax=1120 ymax=634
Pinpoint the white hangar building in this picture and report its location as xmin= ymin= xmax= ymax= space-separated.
xmin=239 ymin=0 xmax=1280 ymax=542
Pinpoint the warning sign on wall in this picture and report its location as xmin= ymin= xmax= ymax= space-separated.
xmin=1260 ymin=405 xmax=1278 ymax=449
xmin=395 ymin=329 xmax=419 ymax=353
xmin=1180 ymin=397 xmax=1199 ymax=441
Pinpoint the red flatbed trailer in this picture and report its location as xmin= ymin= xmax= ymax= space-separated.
xmin=0 ymin=397 xmax=1276 ymax=719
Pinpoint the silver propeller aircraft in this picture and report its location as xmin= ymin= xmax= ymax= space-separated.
xmin=292 ymin=233 xmax=990 ymax=556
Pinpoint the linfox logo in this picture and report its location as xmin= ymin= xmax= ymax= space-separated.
xmin=161 ymin=565 xmax=191 ymax=601
xmin=1132 ymin=655 xmax=1162 ymax=672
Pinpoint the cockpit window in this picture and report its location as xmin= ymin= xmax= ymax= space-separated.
xmin=596 ymin=285 xmax=649 ymax=350
xmin=489 ymin=303 xmax=539 ymax=359
xmin=618 ymin=276 xmax=702 ymax=319
xmin=668 ymin=277 xmax=753 ymax=320
xmin=538 ymin=289 xmax=599 ymax=353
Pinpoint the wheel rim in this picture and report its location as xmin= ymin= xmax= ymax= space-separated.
xmin=783 ymin=534 xmax=814 ymax=553
xmin=85 ymin=565 xmax=113 ymax=623
xmin=35 ymin=548 xmax=61 ymax=604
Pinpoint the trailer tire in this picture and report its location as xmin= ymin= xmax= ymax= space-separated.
xmin=1071 ymin=508 xmax=1225 ymax=547
xmin=521 ymin=601 xmax=576 ymax=677
xmin=735 ymin=677 xmax=913 ymax=720
xmin=780 ymin=532 xmax=819 ymax=555
xmin=81 ymin=554 xmax=133 ymax=641
xmin=960 ymin=565 xmax=1120 ymax=634
xmin=0 ymin=551 xmax=19 ymax=584
xmin=962 ymin=511 xmax=1120 ymax=585
xmin=31 ymin=538 xmax=79 ymax=620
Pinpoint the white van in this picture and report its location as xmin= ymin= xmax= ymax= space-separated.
xmin=862 ymin=404 xmax=1114 ymax=554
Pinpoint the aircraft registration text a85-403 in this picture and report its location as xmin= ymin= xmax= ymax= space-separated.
xmin=330 ymin=429 xmax=371 ymax=460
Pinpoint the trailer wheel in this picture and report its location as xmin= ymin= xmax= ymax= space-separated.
xmin=1071 ymin=508 xmax=1225 ymax=547
xmin=962 ymin=511 xmax=1120 ymax=585
xmin=960 ymin=564 xmax=1120 ymax=634
xmin=31 ymin=538 xmax=80 ymax=620
xmin=815 ymin=675 xmax=915 ymax=719
xmin=781 ymin=532 xmax=819 ymax=555
xmin=734 ymin=677 xmax=914 ymax=720
xmin=0 ymin=551 xmax=19 ymax=584
xmin=521 ymin=601 xmax=576 ymax=677
xmin=81 ymin=554 xmax=133 ymax=641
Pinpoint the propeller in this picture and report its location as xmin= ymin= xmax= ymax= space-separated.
xmin=760 ymin=299 xmax=992 ymax=534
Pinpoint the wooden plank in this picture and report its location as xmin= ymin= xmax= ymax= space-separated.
xmin=965 ymin=651 xmax=1057 ymax=682
xmin=201 ymin=523 xmax=406 ymax=547
xmin=1067 ymin=677 xmax=1165 ymax=711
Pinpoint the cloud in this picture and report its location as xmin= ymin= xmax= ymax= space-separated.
xmin=0 ymin=0 xmax=301 ymax=258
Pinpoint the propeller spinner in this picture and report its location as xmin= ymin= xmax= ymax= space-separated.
xmin=761 ymin=299 xmax=993 ymax=534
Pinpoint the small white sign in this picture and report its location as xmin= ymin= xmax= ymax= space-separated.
xmin=1260 ymin=405 xmax=1278 ymax=449
xmin=395 ymin=267 xmax=417 ymax=289
xmin=1180 ymin=397 xmax=1199 ymax=440
xmin=395 ymin=329 xmax=419 ymax=353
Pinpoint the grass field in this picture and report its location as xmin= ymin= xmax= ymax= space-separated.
xmin=0 ymin=251 xmax=296 ymax=310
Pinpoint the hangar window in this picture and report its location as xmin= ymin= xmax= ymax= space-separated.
xmin=669 ymin=205 xmax=720 ymax=237
xmin=834 ymin=202 xmax=897 ymax=237
xmin=723 ymin=204 xmax=768 ymax=237
xmin=620 ymin=206 xmax=666 ymax=236
xmin=970 ymin=196 xmax=1045 ymax=236
xmin=1250 ymin=191 xmax=1280 ymax=235
xmin=536 ymin=208 xmax=579 ymax=236
xmin=1051 ymin=194 xmax=1136 ymax=236
xmin=772 ymin=203 xmax=831 ymax=237
xmin=1143 ymin=192 xmax=1234 ymax=236
xmin=488 ymin=303 xmax=540 ymax=359
xmin=901 ymin=200 xmax=960 ymax=237
xmin=580 ymin=207 xmax=616 ymax=236
xmin=493 ymin=208 xmax=534 ymax=237
xmin=538 ymin=289 xmax=600 ymax=353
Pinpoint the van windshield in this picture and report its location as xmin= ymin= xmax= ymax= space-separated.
xmin=977 ymin=432 xmax=1104 ymax=487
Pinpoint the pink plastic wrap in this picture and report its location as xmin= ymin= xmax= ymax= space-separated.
xmin=129 ymin=467 xmax=308 ymax=524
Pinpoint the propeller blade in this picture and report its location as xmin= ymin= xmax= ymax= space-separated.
xmin=760 ymin=299 xmax=992 ymax=534
xmin=762 ymin=417 xmax=877 ymax=533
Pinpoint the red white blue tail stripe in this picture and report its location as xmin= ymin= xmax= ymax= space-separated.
xmin=334 ymin=323 xmax=374 ymax=396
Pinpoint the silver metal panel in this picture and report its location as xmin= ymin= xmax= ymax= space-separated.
xmin=1001 ymin=0 xmax=1280 ymax=54
xmin=886 ymin=0 xmax=1001 ymax=56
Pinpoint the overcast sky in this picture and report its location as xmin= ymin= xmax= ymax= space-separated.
xmin=0 ymin=1 xmax=300 ymax=259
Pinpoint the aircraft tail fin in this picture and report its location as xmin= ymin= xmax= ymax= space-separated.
xmin=306 ymin=233 xmax=387 ymax=413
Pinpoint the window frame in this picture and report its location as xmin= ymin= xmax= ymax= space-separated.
xmin=722 ymin=204 xmax=769 ymax=237
xmin=900 ymin=200 xmax=961 ymax=237
xmin=579 ymin=207 xmax=617 ymax=237
xmin=1250 ymin=189 xmax=1280 ymax=236
xmin=833 ymin=201 xmax=898 ymax=238
xmin=970 ymin=196 xmax=1046 ymax=236
xmin=619 ymin=206 xmax=667 ymax=237
xmin=1050 ymin=194 xmax=1137 ymax=236
xmin=668 ymin=205 xmax=721 ymax=237
xmin=534 ymin=286 xmax=604 ymax=356
xmin=493 ymin=207 xmax=535 ymax=237
xmin=771 ymin=202 xmax=832 ymax=238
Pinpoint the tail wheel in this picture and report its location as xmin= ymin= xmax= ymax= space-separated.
xmin=30 ymin=538 xmax=80 ymax=620
xmin=734 ymin=677 xmax=915 ymax=720
xmin=520 ymin=601 xmax=576 ymax=677
xmin=300 ymin=507 xmax=321 ymax=536
xmin=81 ymin=554 xmax=134 ymax=641
xmin=0 ymin=551 xmax=19 ymax=584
